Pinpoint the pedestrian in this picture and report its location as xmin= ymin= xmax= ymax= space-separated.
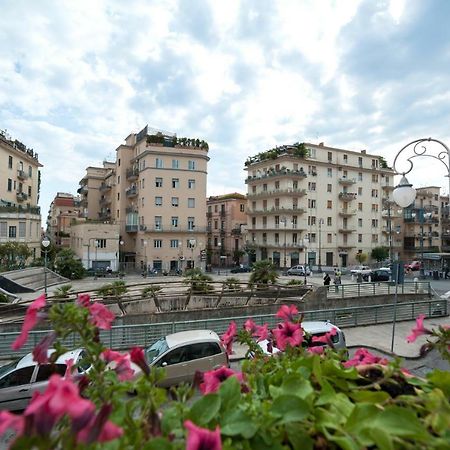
xmin=444 ymin=264 xmax=449 ymax=279
xmin=323 ymin=273 xmax=331 ymax=286
xmin=336 ymin=268 xmax=342 ymax=284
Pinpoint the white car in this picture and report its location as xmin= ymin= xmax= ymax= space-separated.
xmin=350 ymin=265 xmax=372 ymax=275
xmin=286 ymin=265 xmax=311 ymax=276
xmin=0 ymin=349 xmax=89 ymax=411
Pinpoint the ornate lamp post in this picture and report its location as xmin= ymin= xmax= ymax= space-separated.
xmin=303 ymin=236 xmax=309 ymax=284
xmin=42 ymin=236 xmax=50 ymax=296
xmin=280 ymin=216 xmax=287 ymax=270
xmin=318 ymin=218 xmax=324 ymax=273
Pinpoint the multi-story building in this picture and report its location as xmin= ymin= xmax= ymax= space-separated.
xmin=206 ymin=193 xmax=247 ymax=267
xmin=46 ymin=193 xmax=82 ymax=248
xmin=0 ymin=130 xmax=42 ymax=260
xmin=245 ymin=142 xmax=396 ymax=268
xmin=75 ymin=125 xmax=209 ymax=273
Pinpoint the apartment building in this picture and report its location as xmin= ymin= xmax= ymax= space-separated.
xmin=75 ymin=125 xmax=209 ymax=273
xmin=46 ymin=193 xmax=82 ymax=248
xmin=0 ymin=130 xmax=42 ymax=259
xmin=206 ymin=193 xmax=247 ymax=267
xmin=245 ymin=142 xmax=396 ymax=268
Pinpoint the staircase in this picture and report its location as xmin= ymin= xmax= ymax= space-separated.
xmin=0 ymin=267 xmax=69 ymax=293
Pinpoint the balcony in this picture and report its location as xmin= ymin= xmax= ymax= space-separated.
xmin=16 ymin=192 xmax=28 ymax=202
xmin=247 ymin=188 xmax=307 ymax=198
xmin=77 ymin=185 xmax=88 ymax=194
xmin=0 ymin=204 xmax=40 ymax=215
xmin=100 ymin=182 xmax=112 ymax=192
xmin=338 ymin=227 xmax=356 ymax=233
xmin=338 ymin=192 xmax=357 ymax=201
xmin=98 ymin=211 xmax=111 ymax=221
xmin=125 ymin=187 xmax=138 ymax=198
xmin=126 ymin=167 xmax=139 ymax=180
xmin=381 ymin=183 xmax=394 ymax=190
xmin=17 ymin=169 xmax=28 ymax=180
xmin=206 ymin=212 xmax=212 ymax=218
xmin=338 ymin=177 xmax=356 ymax=185
xmin=231 ymin=227 xmax=241 ymax=235
xmin=338 ymin=208 xmax=357 ymax=216
xmin=404 ymin=245 xmax=440 ymax=252
xmin=126 ymin=206 xmax=138 ymax=214
xmin=125 ymin=224 xmax=138 ymax=233
xmin=245 ymin=169 xmax=307 ymax=184
xmin=99 ymin=197 xmax=111 ymax=206
xmin=248 ymin=224 xmax=307 ymax=232
xmin=248 ymin=206 xmax=306 ymax=215
xmin=254 ymin=241 xmax=307 ymax=249
xmin=140 ymin=224 xmax=163 ymax=232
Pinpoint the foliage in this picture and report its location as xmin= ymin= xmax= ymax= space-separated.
xmin=371 ymin=246 xmax=389 ymax=263
xmin=245 ymin=142 xmax=309 ymax=166
xmin=379 ymin=156 xmax=390 ymax=169
xmin=146 ymin=133 xmax=209 ymax=150
xmin=141 ymin=285 xmax=162 ymax=298
xmin=183 ymin=268 xmax=214 ymax=294
xmin=4 ymin=297 xmax=449 ymax=449
xmin=224 ymin=277 xmax=241 ymax=291
xmin=249 ymin=260 xmax=278 ymax=287
xmin=286 ymin=279 xmax=304 ymax=285
xmin=53 ymin=248 xmax=85 ymax=279
xmin=52 ymin=284 xmax=73 ymax=299
xmin=0 ymin=242 xmax=31 ymax=270
xmin=233 ymin=249 xmax=245 ymax=265
xmin=355 ymin=252 xmax=368 ymax=264
xmin=97 ymin=280 xmax=128 ymax=298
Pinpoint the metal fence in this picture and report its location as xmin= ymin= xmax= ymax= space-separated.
xmin=326 ymin=281 xmax=431 ymax=299
xmin=0 ymin=299 xmax=446 ymax=360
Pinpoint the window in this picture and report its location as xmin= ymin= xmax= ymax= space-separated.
xmin=155 ymin=197 xmax=163 ymax=206
xmin=327 ymin=200 xmax=332 ymax=209
xmin=156 ymin=158 xmax=163 ymax=168
xmin=358 ymin=218 xmax=363 ymax=227
xmin=118 ymin=175 xmax=120 ymax=184
xmin=188 ymin=179 xmax=195 ymax=189
xmin=8 ymin=156 xmax=12 ymax=169
xmin=0 ymin=222 xmax=6 ymax=237
xmin=358 ymin=187 xmax=363 ymax=196
xmin=310 ymin=233 xmax=316 ymax=243
xmin=343 ymin=154 xmax=348 ymax=162
xmin=188 ymin=160 xmax=196 ymax=170
xmin=172 ymin=159 xmax=179 ymax=169
xmin=327 ymin=184 xmax=332 ymax=192
xmin=153 ymin=240 xmax=162 ymax=248
xmin=371 ymin=189 xmax=378 ymax=198
xmin=188 ymin=198 xmax=195 ymax=208
xmin=240 ymin=204 xmax=245 ymax=212
xmin=372 ymin=159 xmax=378 ymax=169
xmin=275 ymin=198 xmax=280 ymax=208
xmin=7 ymin=179 xmax=12 ymax=191
xmin=358 ymin=157 xmax=363 ymax=168
xmin=293 ymin=180 xmax=298 ymax=189
xmin=36 ymin=364 xmax=66 ymax=382
xmin=170 ymin=239 xmax=179 ymax=248
xmin=308 ymin=182 xmax=316 ymax=191
xmin=292 ymin=216 xmax=298 ymax=227
xmin=188 ymin=217 xmax=195 ymax=231
xmin=308 ymin=216 xmax=316 ymax=226
xmin=28 ymin=166 xmax=32 ymax=177
xmin=358 ymin=202 xmax=363 ymax=211
xmin=327 ymin=152 xmax=332 ymax=162
xmin=252 ymin=186 xmax=256 ymax=193
xmin=274 ymin=233 xmax=279 ymax=244
xmin=171 ymin=197 xmax=179 ymax=207
xmin=220 ymin=221 xmax=225 ymax=230
xmin=371 ymin=204 xmax=378 ymax=212
xmin=372 ymin=174 xmax=378 ymax=183
xmin=214 ymin=205 xmax=218 ymax=212
xmin=371 ymin=219 xmax=378 ymax=228
xmin=0 ymin=367 xmax=34 ymax=388
xmin=172 ymin=178 xmax=179 ymax=188
xmin=327 ymin=168 xmax=332 ymax=177
xmin=275 ymin=181 xmax=280 ymax=189
xmin=141 ymin=178 xmax=145 ymax=189
xmin=28 ymin=186 xmax=32 ymax=197
xmin=155 ymin=216 xmax=162 ymax=230
xmin=155 ymin=177 xmax=163 ymax=187
xmin=263 ymin=184 xmax=267 ymax=191
xmin=9 ymin=226 xmax=16 ymax=238
xmin=18 ymin=222 xmax=26 ymax=238
xmin=118 ymin=193 xmax=120 ymax=200
xmin=292 ymin=233 xmax=297 ymax=244
xmin=141 ymin=197 xmax=144 ymax=207
xmin=171 ymin=217 xmax=179 ymax=228
xmin=327 ymin=217 xmax=332 ymax=226
xmin=262 ymin=233 xmax=267 ymax=243
xmin=308 ymin=199 xmax=316 ymax=208
xmin=372 ymin=234 xmax=378 ymax=243
xmin=358 ymin=234 xmax=362 ymax=243
xmin=327 ymin=233 xmax=332 ymax=243
xmin=358 ymin=172 xmax=363 ymax=181
xmin=96 ymin=239 xmax=106 ymax=248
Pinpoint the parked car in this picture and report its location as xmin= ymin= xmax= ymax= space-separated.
xmin=0 ymin=349 xmax=89 ymax=411
xmin=140 ymin=330 xmax=229 ymax=387
xmin=230 ymin=265 xmax=252 ymax=273
xmin=363 ymin=269 xmax=391 ymax=282
xmin=405 ymin=261 xmax=421 ymax=271
xmin=286 ymin=265 xmax=311 ymax=276
xmin=350 ymin=265 xmax=372 ymax=275
xmin=256 ymin=321 xmax=347 ymax=355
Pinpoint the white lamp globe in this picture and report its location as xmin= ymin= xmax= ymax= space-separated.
xmin=42 ymin=237 xmax=50 ymax=248
xmin=393 ymin=175 xmax=416 ymax=208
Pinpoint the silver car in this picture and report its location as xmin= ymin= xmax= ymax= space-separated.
xmin=286 ymin=265 xmax=311 ymax=276
xmin=143 ymin=330 xmax=229 ymax=387
xmin=0 ymin=349 xmax=89 ymax=411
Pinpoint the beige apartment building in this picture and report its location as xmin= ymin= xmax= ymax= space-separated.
xmin=206 ymin=193 xmax=247 ymax=268
xmin=46 ymin=193 xmax=82 ymax=248
xmin=75 ymin=126 xmax=209 ymax=273
xmin=245 ymin=142 xmax=396 ymax=268
xmin=0 ymin=130 xmax=42 ymax=260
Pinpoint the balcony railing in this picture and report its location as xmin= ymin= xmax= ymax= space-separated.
xmin=247 ymin=188 xmax=307 ymax=198
xmin=338 ymin=192 xmax=357 ymax=201
xmin=99 ymin=197 xmax=111 ymax=206
xmin=245 ymin=169 xmax=307 ymax=184
xmin=126 ymin=187 xmax=138 ymax=197
xmin=16 ymin=192 xmax=28 ymax=202
xmin=100 ymin=183 xmax=112 ymax=192
xmin=247 ymin=206 xmax=306 ymax=215
xmin=77 ymin=185 xmax=88 ymax=194
xmin=339 ymin=208 xmax=357 ymax=216
xmin=139 ymin=226 xmax=208 ymax=233
xmin=338 ymin=227 xmax=356 ymax=233
xmin=98 ymin=211 xmax=111 ymax=221
xmin=126 ymin=206 xmax=138 ymax=214
xmin=0 ymin=204 xmax=40 ymax=214
xmin=253 ymin=241 xmax=307 ymax=249
xmin=125 ymin=224 xmax=138 ymax=233
xmin=17 ymin=169 xmax=28 ymax=180
xmin=338 ymin=177 xmax=356 ymax=185
xmin=126 ymin=167 xmax=139 ymax=180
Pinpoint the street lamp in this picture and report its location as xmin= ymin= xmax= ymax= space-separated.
xmin=280 ymin=216 xmax=287 ymax=271
xmin=143 ymin=240 xmax=148 ymax=276
xmin=217 ymin=242 xmax=222 ymax=275
xmin=318 ymin=218 xmax=324 ymax=273
xmin=303 ymin=236 xmax=309 ymax=284
xmin=42 ymin=236 xmax=50 ymax=296
xmin=189 ymin=239 xmax=196 ymax=269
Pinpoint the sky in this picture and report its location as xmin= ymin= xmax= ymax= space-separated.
xmin=1 ymin=0 xmax=450 ymax=221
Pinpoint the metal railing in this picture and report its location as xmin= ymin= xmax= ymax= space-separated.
xmin=0 ymin=299 xmax=446 ymax=360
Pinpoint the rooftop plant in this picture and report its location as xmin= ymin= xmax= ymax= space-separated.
xmin=245 ymin=142 xmax=309 ymax=166
xmin=147 ymin=133 xmax=209 ymax=150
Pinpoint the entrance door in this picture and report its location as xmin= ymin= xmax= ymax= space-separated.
xmin=272 ymin=251 xmax=280 ymax=268
xmin=341 ymin=254 xmax=348 ymax=267
xmin=326 ymin=252 xmax=334 ymax=267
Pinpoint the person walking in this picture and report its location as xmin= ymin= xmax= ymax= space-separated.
xmin=323 ymin=273 xmax=331 ymax=286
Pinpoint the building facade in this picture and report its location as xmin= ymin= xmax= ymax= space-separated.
xmin=0 ymin=130 xmax=42 ymax=260
xmin=245 ymin=142 xmax=396 ymax=268
xmin=206 ymin=193 xmax=247 ymax=268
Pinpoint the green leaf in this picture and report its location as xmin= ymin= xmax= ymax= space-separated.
xmin=219 ymin=376 xmax=241 ymax=412
xmin=221 ymin=409 xmax=258 ymax=438
xmin=272 ymin=395 xmax=310 ymax=423
xmin=345 ymin=403 xmax=379 ymax=434
xmin=349 ymin=390 xmax=390 ymax=403
xmin=280 ymin=374 xmax=314 ymax=400
xmin=285 ymin=425 xmax=314 ymax=450
xmin=315 ymin=379 xmax=336 ymax=406
xmin=161 ymin=407 xmax=181 ymax=436
xmin=427 ymin=370 xmax=450 ymax=397
xmin=369 ymin=428 xmax=393 ymax=450
xmin=143 ymin=438 xmax=174 ymax=450
xmin=188 ymin=394 xmax=221 ymax=426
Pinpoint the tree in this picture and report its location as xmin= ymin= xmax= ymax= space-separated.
xmin=97 ymin=280 xmax=128 ymax=315
xmin=0 ymin=242 xmax=32 ymax=271
xmin=183 ymin=268 xmax=213 ymax=294
xmin=53 ymin=284 xmax=73 ymax=299
xmin=355 ymin=252 xmax=368 ymax=264
xmin=53 ymin=248 xmax=85 ymax=279
xmin=249 ymin=260 xmax=278 ymax=287
xmin=371 ymin=246 xmax=389 ymax=263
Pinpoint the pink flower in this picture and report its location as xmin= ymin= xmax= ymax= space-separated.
xmin=275 ymin=304 xmax=299 ymax=322
xmin=221 ymin=321 xmax=237 ymax=355
xmin=129 ymin=347 xmax=150 ymax=376
xmin=32 ymin=332 xmax=56 ymax=364
xmin=200 ymin=366 xmax=244 ymax=394
xmin=307 ymin=346 xmax=324 ymax=355
xmin=184 ymin=420 xmax=222 ymax=450
xmin=77 ymin=403 xmax=123 ymax=444
xmin=343 ymin=348 xmax=389 ymax=368
xmin=311 ymin=327 xmax=337 ymax=347
xmin=253 ymin=324 xmax=269 ymax=342
xmin=77 ymin=294 xmax=91 ymax=307
xmin=406 ymin=314 xmax=431 ymax=343
xmin=244 ymin=319 xmax=256 ymax=333
xmin=0 ymin=410 xmax=24 ymax=438
xmin=101 ymin=349 xmax=135 ymax=381
xmin=11 ymin=295 xmax=46 ymax=350
xmin=87 ymin=302 xmax=115 ymax=330
xmin=272 ymin=321 xmax=303 ymax=351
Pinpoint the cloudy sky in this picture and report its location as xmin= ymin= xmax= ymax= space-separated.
xmin=2 ymin=0 xmax=450 ymax=220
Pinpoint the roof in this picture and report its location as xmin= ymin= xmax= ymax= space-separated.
xmin=166 ymin=330 xmax=221 ymax=348
xmin=302 ymin=321 xmax=340 ymax=334
xmin=16 ymin=349 xmax=84 ymax=369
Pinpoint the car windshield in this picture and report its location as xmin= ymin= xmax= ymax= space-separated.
xmin=0 ymin=359 xmax=21 ymax=378
xmin=146 ymin=337 xmax=169 ymax=363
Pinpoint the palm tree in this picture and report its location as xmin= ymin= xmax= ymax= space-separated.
xmin=53 ymin=284 xmax=73 ymax=299
xmin=249 ymin=260 xmax=278 ymax=287
xmin=97 ymin=280 xmax=128 ymax=315
xmin=141 ymin=285 xmax=162 ymax=311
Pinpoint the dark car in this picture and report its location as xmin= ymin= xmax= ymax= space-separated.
xmin=230 ymin=265 xmax=252 ymax=273
xmin=363 ymin=269 xmax=390 ymax=282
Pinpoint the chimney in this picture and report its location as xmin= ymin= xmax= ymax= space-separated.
xmin=319 ymin=142 xmax=324 ymax=147
xmin=361 ymin=150 xmax=366 ymax=154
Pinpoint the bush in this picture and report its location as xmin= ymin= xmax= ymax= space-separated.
xmin=183 ymin=268 xmax=214 ymax=294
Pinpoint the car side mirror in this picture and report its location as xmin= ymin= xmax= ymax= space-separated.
xmin=161 ymin=361 xmax=168 ymax=367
